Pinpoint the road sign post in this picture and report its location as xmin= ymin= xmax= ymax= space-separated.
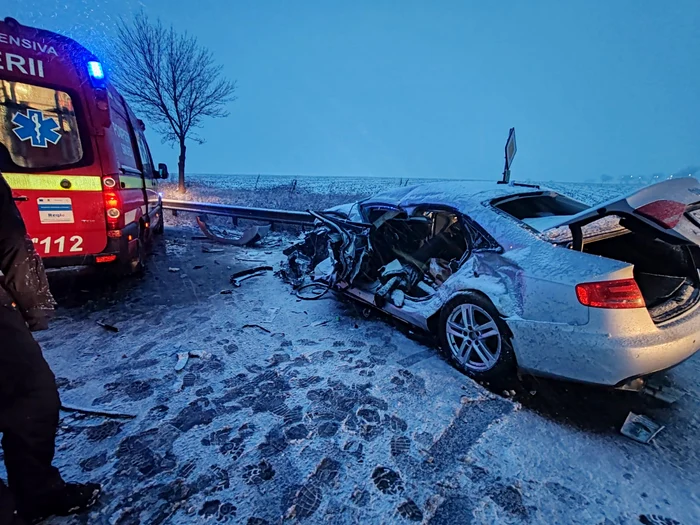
xmin=499 ymin=127 xmax=517 ymax=184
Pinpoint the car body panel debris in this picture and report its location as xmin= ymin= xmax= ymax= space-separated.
xmin=282 ymin=178 xmax=700 ymax=387
xmin=620 ymin=412 xmax=665 ymax=443
xmin=196 ymin=215 xmax=271 ymax=246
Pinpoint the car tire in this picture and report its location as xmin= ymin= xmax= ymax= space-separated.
xmin=438 ymin=293 xmax=516 ymax=383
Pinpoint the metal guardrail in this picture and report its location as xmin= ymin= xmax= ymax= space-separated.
xmin=161 ymin=199 xmax=316 ymax=226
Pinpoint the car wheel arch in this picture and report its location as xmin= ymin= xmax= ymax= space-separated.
xmin=428 ymin=289 xmax=514 ymax=339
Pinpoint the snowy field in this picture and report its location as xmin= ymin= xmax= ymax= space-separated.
xmin=180 ymin=173 xmax=650 ymax=205
xmin=14 ymin=219 xmax=699 ymax=525
xmin=161 ymin=173 xmax=656 ymax=218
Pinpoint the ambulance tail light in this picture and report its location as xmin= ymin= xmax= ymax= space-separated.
xmin=103 ymin=185 xmax=123 ymax=231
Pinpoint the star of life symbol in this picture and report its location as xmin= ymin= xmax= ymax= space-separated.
xmin=11 ymin=109 xmax=62 ymax=148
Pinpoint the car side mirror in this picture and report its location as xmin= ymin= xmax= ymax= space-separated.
xmin=158 ymin=163 xmax=169 ymax=179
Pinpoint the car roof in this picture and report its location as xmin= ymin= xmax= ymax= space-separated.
xmin=363 ymin=180 xmax=550 ymax=212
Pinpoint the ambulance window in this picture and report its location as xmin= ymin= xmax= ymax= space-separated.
xmin=135 ymin=131 xmax=154 ymax=177
xmin=0 ymin=80 xmax=84 ymax=170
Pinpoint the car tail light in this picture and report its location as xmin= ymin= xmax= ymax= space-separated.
xmin=96 ymin=254 xmax=117 ymax=263
xmin=576 ymin=279 xmax=645 ymax=309
xmin=636 ymin=200 xmax=686 ymax=229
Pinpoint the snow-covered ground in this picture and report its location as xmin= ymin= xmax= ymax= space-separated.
xmin=15 ymin=220 xmax=698 ymax=525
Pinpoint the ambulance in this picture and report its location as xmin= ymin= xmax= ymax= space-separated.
xmin=0 ymin=17 xmax=168 ymax=272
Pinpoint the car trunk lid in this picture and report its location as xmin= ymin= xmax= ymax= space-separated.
xmin=539 ymin=177 xmax=700 ymax=246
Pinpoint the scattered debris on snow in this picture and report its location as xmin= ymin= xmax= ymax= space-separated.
xmin=96 ymin=320 xmax=119 ymax=333
xmin=196 ymin=215 xmax=271 ymax=246
xmin=175 ymin=350 xmax=210 ymax=372
xmin=642 ymin=375 xmax=686 ymax=404
xmin=60 ymin=403 xmax=136 ymax=419
xmin=295 ymin=282 xmax=331 ymax=300
xmin=174 ymin=352 xmax=189 ymax=371
xmin=202 ymin=246 xmax=224 ymax=253
xmin=264 ymin=307 xmax=281 ymax=323
xmin=168 ymin=267 xmax=181 ymax=272
xmin=230 ymin=266 xmax=273 ymax=287
xmin=620 ymin=412 xmax=665 ymax=444
xmin=242 ymin=323 xmax=271 ymax=333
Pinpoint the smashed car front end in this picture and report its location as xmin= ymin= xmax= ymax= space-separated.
xmin=281 ymin=211 xmax=373 ymax=294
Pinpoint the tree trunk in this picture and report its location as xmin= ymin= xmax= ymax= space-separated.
xmin=178 ymin=139 xmax=187 ymax=193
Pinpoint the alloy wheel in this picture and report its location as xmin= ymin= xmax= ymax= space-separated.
xmin=445 ymin=303 xmax=502 ymax=372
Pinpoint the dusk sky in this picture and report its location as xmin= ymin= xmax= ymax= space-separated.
xmin=10 ymin=1 xmax=700 ymax=181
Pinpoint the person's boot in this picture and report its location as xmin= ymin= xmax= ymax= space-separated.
xmin=19 ymin=482 xmax=101 ymax=524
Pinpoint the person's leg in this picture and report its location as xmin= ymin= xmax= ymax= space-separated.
xmin=0 ymin=479 xmax=21 ymax=525
xmin=0 ymin=305 xmax=63 ymax=512
xmin=0 ymin=305 xmax=101 ymax=522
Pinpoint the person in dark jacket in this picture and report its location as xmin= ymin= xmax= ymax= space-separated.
xmin=0 ymin=173 xmax=100 ymax=524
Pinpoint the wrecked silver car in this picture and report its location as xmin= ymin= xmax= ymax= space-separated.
xmin=283 ymin=178 xmax=700 ymax=388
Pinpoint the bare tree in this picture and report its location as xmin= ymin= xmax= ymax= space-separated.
xmin=112 ymin=13 xmax=236 ymax=192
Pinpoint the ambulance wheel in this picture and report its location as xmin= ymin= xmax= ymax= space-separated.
xmin=154 ymin=212 xmax=164 ymax=235
xmin=130 ymin=239 xmax=146 ymax=274
xmin=130 ymin=225 xmax=148 ymax=274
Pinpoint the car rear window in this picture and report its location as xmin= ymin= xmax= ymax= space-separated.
xmin=493 ymin=192 xmax=589 ymax=220
xmin=0 ymin=80 xmax=84 ymax=171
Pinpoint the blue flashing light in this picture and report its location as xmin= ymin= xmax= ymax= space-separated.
xmin=87 ymin=61 xmax=104 ymax=80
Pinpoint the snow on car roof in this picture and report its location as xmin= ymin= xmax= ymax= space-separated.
xmin=364 ymin=180 xmax=548 ymax=212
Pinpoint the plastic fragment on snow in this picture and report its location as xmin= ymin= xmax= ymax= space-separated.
xmin=175 ymin=352 xmax=189 ymax=372
xmin=96 ymin=320 xmax=119 ymax=332
xmin=620 ymin=412 xmax=665 ymax=444
xmin=202 ymin=247 xmax=224 ymax=253
xmin=264 ymin=307 xmax=281 ymax=323
xmin=168 ymin=267 xmax=180 ymax=272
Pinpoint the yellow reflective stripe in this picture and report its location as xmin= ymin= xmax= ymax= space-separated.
xmin=119 ymin=175 xmax=145 ymax=189
xmin=3 ymin=173 xmax=102 ymax=192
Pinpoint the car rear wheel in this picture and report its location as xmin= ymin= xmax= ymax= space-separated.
xmin=438 ymin=293 xmax=516 ymax=382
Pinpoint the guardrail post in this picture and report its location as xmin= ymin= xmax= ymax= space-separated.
xmin=232 ymin=216 xmax=238 ymax=227
xmin=172 ymin=209 xmax=178 ymax=217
